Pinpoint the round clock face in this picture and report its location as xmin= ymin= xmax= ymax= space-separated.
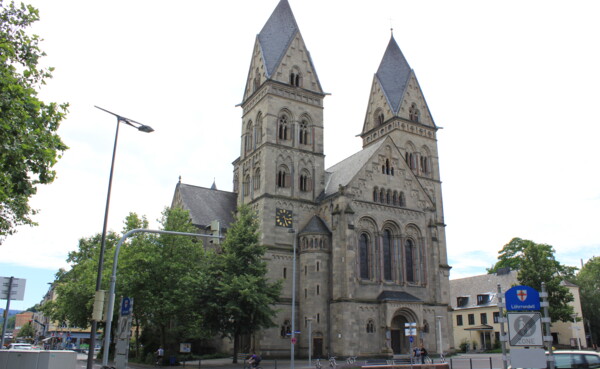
xmin=275 ymin=208 xmax=293 ymax=228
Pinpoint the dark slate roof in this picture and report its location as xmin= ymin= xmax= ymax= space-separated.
xmin=258 ymin=0 xmax=298 ymax=78
xmin=376 ymin=35 xmax=412 ymax=114
xmin=324 ymin=139 xmax=385 ymax=197
xmin=299 ymin=216 xmax=331 ymax=235
xmin=176 ymin=183 xmax=237 ymax=228
xmin=377 ymin=291 xmax=421 ymax=302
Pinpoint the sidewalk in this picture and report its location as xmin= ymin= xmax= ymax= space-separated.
xmin=81 ymin=357 xmax=317 ymax=369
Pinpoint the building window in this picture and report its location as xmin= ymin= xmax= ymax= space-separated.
xmin=245 ymin=121 xmax=253 ymax=153
xmin=383 ymin=230 xmax=392 ymax=281
xmin=457 ymin=297 xmax=469 ymax=308
xmin=316 ymin=285 xmax=320 ymax=295
xmin=392 ymin=191 xmax=398 ymax=206
xmin=493 ymin=312 xmax=500 ymax=323
xmin=299 ymin=170 xmax=312 ymax=192
xmin=243 ymin=175 xmax=250 ymax=197
xmin=253 ymin=68 xmax=261 ymax=92
xmin=477 ymin=294 xmax=491 ymax=305
xmin=316 ymin=261 xmax=320 ymax=272
xmin=277 ymin=166 xmax=290 ymax=188
xmin=409 ymin=103 xmax=420 ymax=122
xmin=281 ymin=320 xmax=291 ymax=338
xmin=366 ymin=319 xmax=376 ymax=333
xmin=290 ymin=69 xmax=302 ymax=87
xmin=256 ymin=112 xmax=263 ymax=144
xmin=468 ymin=314 xmax=475 ymax=325
xmin=283 ymin=268 xmax=287 ymax=279
xmin=405 ymin=239 xmax=415 ymax=282
xmin=253 ymin=168 xmax=260 ymax=190
xmin=278 ymin=114 xmax=289 ymax=140
xmin=373 ymin=187 xmax=378 ymax=202
xmin=359 ymin=233 xmax=370 ymax=280
xmin=480 ymin=313 xmax=487 ymax=325
xmin=399 ymin=192 xmax=406 ymax=207
xmin=317 ymin=313 xmax=320 ymax=323
xmin=420 ymin=156 xmax=429 ymax=174
xmin=456 ymin=315 xmax=463 ymax=326
xmin=299 ymin=120 xmax=310 ymax=145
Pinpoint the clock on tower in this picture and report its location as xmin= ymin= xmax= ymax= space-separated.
xmin=275 ymin=208 xmax=293 ymax=228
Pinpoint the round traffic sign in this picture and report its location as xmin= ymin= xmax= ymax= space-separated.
xmin=291 ymin=337 xmax=297 ymax=344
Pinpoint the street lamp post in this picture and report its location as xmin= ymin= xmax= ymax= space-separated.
xmin=288 ymin=228 xmax=297 ymax=369
xmin=87 ymin=106 xmax=154 ymax=369
xmin=307 ymin=318 xmax=313 ymax=367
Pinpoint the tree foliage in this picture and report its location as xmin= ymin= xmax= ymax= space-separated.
xmin=488 ymin=237 xmax=576 ymax=322
xmin=0 ymin=0 xmax=69 ymax=242
xmin=200 ymin=204 xmax=281 ymax=362
xmin=575 ymin=256 xmax=600 ymax=346
xmin=17 ymin=321 xmax=34 ymax=338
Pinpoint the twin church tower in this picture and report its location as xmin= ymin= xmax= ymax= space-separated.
xmin=173 ymin=0 xmax=453 ymax=357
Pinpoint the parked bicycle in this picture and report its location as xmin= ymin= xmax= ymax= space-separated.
xmin=314 ymin=358 xmax=322 ymax=369
xmin=346 ymin=356 xmax=357 ymax=364
xmin=329 ymin=356 xmax=338 ymax=368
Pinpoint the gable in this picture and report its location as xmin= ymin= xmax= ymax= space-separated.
xmin=242 ymin=39 xmax=268 ymax=102
xmin=397 ymin=72 xmax=436 ymax=128
xmin=361 ymin=77 xmax=395 ymax=135
xmin=325 ymin=137 xmax=435 ymax=211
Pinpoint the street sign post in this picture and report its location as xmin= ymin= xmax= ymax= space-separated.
xmin=505 ymin=285 xmax=540 ymax=311
xmin=507 ymin=312 xmax=543 ymax=346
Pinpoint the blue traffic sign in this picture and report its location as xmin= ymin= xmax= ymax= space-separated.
xmin=121 ymin=297 xmax=132 ymax=316
xmin=409 ymin=336 xmax=414 ymax=343
xmin=505 ymin=285 xmax=540 ymax=311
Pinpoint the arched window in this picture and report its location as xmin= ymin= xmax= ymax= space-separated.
xmin=386 ymin=190 xmax=391 ymax=204
xmin=399 ymin=192 xmax=406 ymax=207
xmin=383 ymin=230 xmax=392 ymax=281
xmin=420 ymin=156 xmax=429 ymax=174
xmin=243 ymin=175 xmax=250 ymax=197
xmin=375 ymin=109 xmax=384 ymax=126
xmin=385 ymin=159 xmax=390 ymax=175
xmin=290 ymin=68 xmax=302 ymax=87
xmin=253 ymin=68 xmax=261 ymax=92
xmin=359 ymin=233 xmax=370 ymax=280
xmin=233 ymin=174 xmax=239 ymax=193
xmin=379 ymin=189 xmax=385 ymax=204
xmin=253 ymin=168 xmax=261 ymax=190
xmin=405 ymin=239 xmax=415 ymax=282
xmin=278 ymin=114 xmax=289 ymax=140
xmin=373 ymin=187 xmax=378 ymax=202
xmin=299 ymin=170 xmax=312 ymax=192
xmin=256 ymin=112 xmax=263 ymax=144
xmin=277 ymin=166 xmax=290 ymax=188
xmin=393 ymin=191 xmax=398 ymax=206
xmin=299 ymin=120 xmax=309 ymax=145
xmin=366 ymin=319 xmax=376 ymax=333
xmin=409 ymin=103 xmax=420 ymax=122
xmin=245 ymin=121 xmax=253 ymax=153
xmin=281 ymin=320 xmax=291 ymax=338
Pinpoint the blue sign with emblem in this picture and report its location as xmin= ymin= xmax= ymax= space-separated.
xmin=121 ymin=297 xmax=132 ymax=316
xmin=505 ymin=285 xmax=540 ymax=311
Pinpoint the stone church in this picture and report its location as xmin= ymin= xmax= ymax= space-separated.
xmin=172 ymin=0 xmax=453 ymax=358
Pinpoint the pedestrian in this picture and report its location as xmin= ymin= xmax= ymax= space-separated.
xmin=155 ymin=346 xmax=164 ymax=365
xmin=420 ymin=344 xmax=428 ymax=364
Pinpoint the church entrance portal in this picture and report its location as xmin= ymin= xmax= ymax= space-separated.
xmin=390 ymin=315 xmax=410 ymax=354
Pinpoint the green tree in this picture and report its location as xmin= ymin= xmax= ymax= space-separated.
xmin=575 ymin=256 xmax=600 ymax=346
xmin=0 ymin=0 xmax=69 ymax=242
xmin=488 ymin=237 xmax=576 ymax=322
xmin=200 ymin=204 xmax=281 ymax=363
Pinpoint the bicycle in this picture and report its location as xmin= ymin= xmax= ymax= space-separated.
xmin=439 ymin=352 xmax=446 ymax=363
xmin=314 ymin=358 xmax=322 ymax=369
xmin=346 ymin=356 xmax=357 ymax=364
xmin=329 ymin=356 xmax=337 ymax=368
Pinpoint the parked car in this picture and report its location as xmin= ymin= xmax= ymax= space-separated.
xmin=553 ymin=350 xmax=600 ymax=369
xmin=7 ymin=343 xmax=33 ymax=350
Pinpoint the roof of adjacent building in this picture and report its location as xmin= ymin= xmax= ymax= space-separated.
xmin=300 ymin=216 xmax=331 ymax=235
xmin=324 ymin=139 xmax=385 ymax=197
xmin=376 ymin=35 xmax=412 ymax=115
xmin=174 ymin=183 xmax=237 ymax=229
xmin=449 ymin=270 xmax=519 ymax=310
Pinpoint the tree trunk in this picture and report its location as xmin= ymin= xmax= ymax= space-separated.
xmin=233 ymin=332 xmax=239 ymax=363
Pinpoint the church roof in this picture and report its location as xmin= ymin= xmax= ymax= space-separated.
xmin=174 ymin=183 xmax=237 ymax=228
xmin=324 ymin=139 xmax=385 ymax=197
xmin=299 ymin=216 xmax=331 ymax=235
xmin=376 ymin=35 xmax=412 ymax=114
xmin=258 ymin=0 xmax=298 ymax=78
xmin=377 ymin=291 xmax=421 ymax=302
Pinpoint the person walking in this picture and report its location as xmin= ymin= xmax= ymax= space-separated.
xmin=155 ymin=346 xmax=164 ymax=365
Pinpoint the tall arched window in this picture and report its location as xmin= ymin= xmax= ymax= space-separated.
xmin=373 ymin=187 xmax=379 ymax=202
xmin=299 ymin=120 xmax=309 ymax=145
xmin=278 ymin=114 xmax=289 ymax=140
xmin=290 ymin=69 xmax=302 ymax=87
xmin=243 ymin=175 xmax=250 ymax=197
xmin=359 ymin=233 xmax=370 ymax=280
xmin=405 ymin=239 xmax=415 ymax=282
xmin=277 ymin=166 xmax=290 ymax=188
xmin=383 ymin=230 xmax=392 ymax=281
xmin=253 ymin=168 xmax=261 ymax=190
xmin=253 ymin=68 xmax=261 ymax=92
xmin=299 ymin=170 xmax=312 ymax=192
xmin=245 ymin=121 xmax=253 ymax=153
xmin=393 ymin=191 xmax=398 ymax=206
xmin=256 ymin=112 xmax=263 ymax=145
xmin=386 ymin=190 xmax=391 ymax=204
xmin=379 ymin=189 xmax=385 ymax=204
xmin=399 ymin=192 xmax=406 ymax=207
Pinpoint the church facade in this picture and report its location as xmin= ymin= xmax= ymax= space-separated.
xmin=172 ymin=0 xmax=453 ymax=358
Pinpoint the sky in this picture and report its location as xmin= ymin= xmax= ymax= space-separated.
xmin=2 ymin=0 xmax=599 ymax=311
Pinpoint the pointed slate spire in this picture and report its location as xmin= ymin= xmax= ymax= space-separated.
xmin=376 ymin=35 xmax=412 ymax=114
xmin=258 ymin=0 xmax=299 ymax=78
xmin=210 ymin=178 xmax=217 ymax=190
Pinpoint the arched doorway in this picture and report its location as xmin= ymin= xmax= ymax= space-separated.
xmin=390 ymin=310 xmax=417 ymax=355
